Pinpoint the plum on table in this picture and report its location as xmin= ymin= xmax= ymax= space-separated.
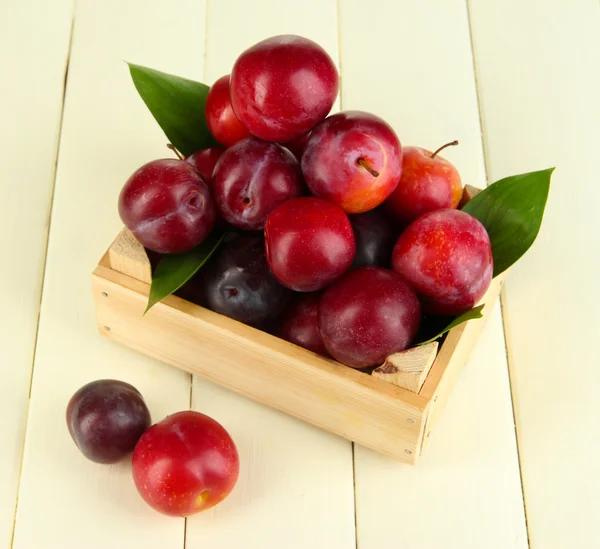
xmin=66 ymin=379 xmax=151 ymax=464
xmin=133 ymin=411 xmax=239 ymax=517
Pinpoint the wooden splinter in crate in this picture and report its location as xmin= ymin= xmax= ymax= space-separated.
xmin=372 ymin=342 xmax=439 ymax=393
xmin=458 ymin=184 xmax=483 ymax=208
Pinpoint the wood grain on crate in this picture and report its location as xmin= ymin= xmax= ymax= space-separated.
xmin=469 ymin=1 xmax=600 ymax=547
xmin=0 ymin=1 xmax=74 ymax=546
xmin=339 ymin=0 xmax=528 ymax=547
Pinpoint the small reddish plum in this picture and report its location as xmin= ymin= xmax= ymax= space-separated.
xmin=132 ymin=411 xmax=239 ymax=517
xmin=319 ymin=267 xmax=421 ymax=368
xmin=349 ymin=209 xmax=395 ymax=268
xmin=278 ymin=293 xmax=329 ymax=357
xmin=119 ymin=159 xmax=216 ymax=254
xmin=230 ymin=35 xmax=339 ymax=142
xmin=212 ymin=137 xmax=305 ymax=230
xmin=301 ymin=111 xmax=403 ymax=213
xmin=265 ymin=197 xmax=355 ymax=292
xmin=392 ymin=209 xmax=493 ymax=316
xmin=66 ymin=380 xmax=151 ymax=464
xmin=186 ymin=146 xmax=225 ymax=182
xmin=201 ymin=235 xmax=291 ymax=327
xmin=384 ymin=141 xmax=462 ymax=226
xmin=205 ymin=75 xmax=251 ymax=147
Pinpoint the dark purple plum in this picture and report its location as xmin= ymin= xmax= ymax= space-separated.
xmin=66 ymin=379 xmax=151 ymax=464
xmin=118 ymin=159 xmax=216 ymax=254
xmin=201 ymin=235 xmax=291 ymax=327
xmin=349 ymin=209 xmax=395 ymax=268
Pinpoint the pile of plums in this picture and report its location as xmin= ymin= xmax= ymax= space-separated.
xmin=67 ymin=379 xmax=239 ymax=516
xmin=119 ymin=34 xmax=493 ymax=370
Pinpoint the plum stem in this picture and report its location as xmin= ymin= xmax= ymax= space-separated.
xmin=357 ymin=158 xmax=380 ymax=178
xmin=167 ymin=143 xmax=185 ymax=160
xmin=430 ymin=140 xmax=459 ymax=159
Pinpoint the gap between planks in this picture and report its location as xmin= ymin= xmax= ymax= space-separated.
xmin=465 ymin=0 xmax=530 ymax=546
xmin=8 ymin=5 xmax=77 ymax=549
xmin=184 ymin=1 xmax=214 ymax=545
xmin=336 ymin=2 xmax=359 ymax=544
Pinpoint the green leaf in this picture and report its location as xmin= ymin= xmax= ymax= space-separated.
xmin=145 ymin=231 xmax=225 ymax=313
xmin=462 ymin=168 xmax=554 ymax=276
xmin=128 ymin=63 xmax=217 ymax=157
xmin=417 ymin=305 xmax=485 ymax=346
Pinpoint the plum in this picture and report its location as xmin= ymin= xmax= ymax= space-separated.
xmin=391 ymin=209 xmax=493 ymax=315
xmin=284 ymin=132 xmax=311 ymax=160
xmin=212 ymin=137 xmax=305 ymax=231
xmin=384 ymin=142 xmax=462 ymax=226
xmin=264 ymin=197 xmax=355 ymax=292
xmin=349 ymin=209 xmax=395 ymax=268
xmin=132 ymin=411 xmax=239 ymax=517
xmin=186 ymin=146 xmax=225 ymax=182
xmin=301 ymin=111 xmax=403 ymax=213
xmin=201 ymin=235 xmax=291 ymax=327
xmin=230 ymin=34 xmax=339 ymax=142
xmin=118 ymin=158 xmax=216 ymax=254
xmin=278 ymin=293 xmax=329 ymax=357
xmin=66 ymin=380 xmax=151 ymax=464
xmin=205 ymin=75 xmax=251 ymax=147
xmin=319 ymin=267 xmax=421 ymax=368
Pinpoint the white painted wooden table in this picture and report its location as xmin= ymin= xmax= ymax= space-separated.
xmin=2 ymin=1 xmax=598 ymax=547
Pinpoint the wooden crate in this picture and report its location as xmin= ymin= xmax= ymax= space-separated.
xmin=92 ymin=195 xmax=503 ymax=465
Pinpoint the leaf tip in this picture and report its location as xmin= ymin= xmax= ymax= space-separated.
xmin=143 ymin=299 xmax=156 ymax=315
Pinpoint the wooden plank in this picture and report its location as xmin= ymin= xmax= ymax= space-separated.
xmin=10 ymin=1 xmax=207 ymax=547
xmin=185 ymin=3 xmax=355 ymax=547
xmin=0 ymin=1 xmax=74 ymax=546
xmin=469 ymin=1 xmax=600 ymax=547
xmin=339 ymin=0 xmax=528 ymax=546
